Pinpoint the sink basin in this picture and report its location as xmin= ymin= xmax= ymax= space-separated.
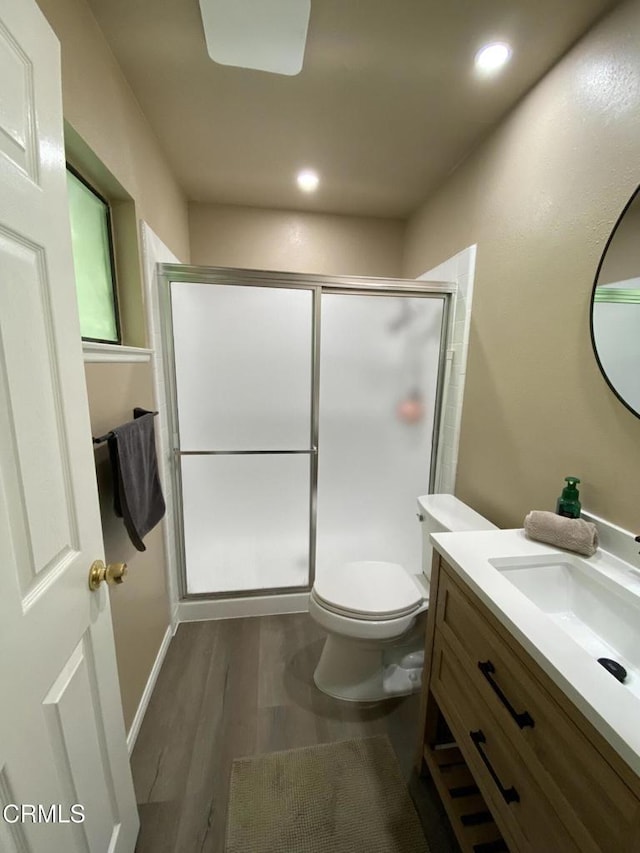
xmin=489 ymin=554 xmax=640 ymax=698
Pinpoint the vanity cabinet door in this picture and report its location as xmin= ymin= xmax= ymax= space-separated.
xmin=431 ymin=631 xmax=581 ymax=853
xmin=435 ymin=562 xmax=640 ymax=853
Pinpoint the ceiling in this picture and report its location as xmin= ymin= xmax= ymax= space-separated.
xmin=87 ymin=0 xmax=618 ymax=218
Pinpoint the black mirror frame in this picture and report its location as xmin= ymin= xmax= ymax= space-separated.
xmin=589 ymin=183 xmax=640 ymax=422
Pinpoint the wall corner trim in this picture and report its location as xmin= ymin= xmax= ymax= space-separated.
xmin=83 ymin=342 xmax=153 ymax=363
xmin=126 ymin=623 xmax=172 ymax=756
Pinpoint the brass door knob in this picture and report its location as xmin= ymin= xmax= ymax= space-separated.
xmin=88 ymin=560 xmax=128 ymax=591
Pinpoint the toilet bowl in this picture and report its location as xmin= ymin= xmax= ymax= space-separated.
xmin=309 ymin=494 xmax=497 ymax=702
xmin=309 ymin=561 xmax=429 ymax=701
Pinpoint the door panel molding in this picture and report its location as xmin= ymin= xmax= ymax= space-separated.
xmin=0 ymin=17 xmax=38 ymax=181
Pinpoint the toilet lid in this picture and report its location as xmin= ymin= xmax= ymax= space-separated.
xmin=313 ymin=561 xmax=424 ymax=620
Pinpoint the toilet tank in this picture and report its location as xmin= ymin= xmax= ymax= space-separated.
xmin=416 ymin=494 xmax=497 ymax=581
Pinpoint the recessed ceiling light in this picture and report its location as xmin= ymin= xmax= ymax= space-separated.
xmin=297 ymin=169 xmax=319 ymax=192
xmin=474 ymin=42 xmax=512 ymax=75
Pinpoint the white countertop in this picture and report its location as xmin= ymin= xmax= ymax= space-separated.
xmin=431 ymin=528 xmax=640 ymax=777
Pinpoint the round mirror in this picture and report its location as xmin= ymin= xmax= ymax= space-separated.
xmin=590 ymin=186 xmax=640 ymax=419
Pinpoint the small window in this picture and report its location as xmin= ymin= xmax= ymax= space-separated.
xmin=66 ymin=166 xmax=121 ymax=343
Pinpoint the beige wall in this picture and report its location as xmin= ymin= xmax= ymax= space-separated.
xmin=37 ymin=0 xmax=190 ymax=262
xmin=403 ymin=0 xmax=640 ymax=531
xmin=35 ymin=0 xmax=188 ymax=734
xmin=598 ymin=195 xmax=640 ymax=284
xmin=85 ymin=363 xmax=169 ymax=733
xmin=190 ymin=203 xmax=405 ymax=277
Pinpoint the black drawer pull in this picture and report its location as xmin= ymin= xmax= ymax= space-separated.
xmin=478 ymin=660 xmax=534 ymax=729
xmin=470 ymin=729 xmax=520 ymax=805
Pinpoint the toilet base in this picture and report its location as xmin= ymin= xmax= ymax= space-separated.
xmin=313 ymin=633 xmax=424 ymax=702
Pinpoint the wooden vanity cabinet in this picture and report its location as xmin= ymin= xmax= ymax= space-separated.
xmin=416 ymin=554 xmax=640 ymax=853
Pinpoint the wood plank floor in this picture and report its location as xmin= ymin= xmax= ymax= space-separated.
xmin=131 ymin=613 xmax=460 ymax=853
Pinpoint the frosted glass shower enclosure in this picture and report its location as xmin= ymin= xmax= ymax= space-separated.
xmin=161 ymin=267 xmax=451 ymax=598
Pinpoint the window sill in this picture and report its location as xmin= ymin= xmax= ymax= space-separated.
xmin=83 ymin=342 xmax=153 ymax=363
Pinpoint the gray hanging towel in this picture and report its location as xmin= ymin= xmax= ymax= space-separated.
xmin=108 ymin=408 xmax=165 ymax=551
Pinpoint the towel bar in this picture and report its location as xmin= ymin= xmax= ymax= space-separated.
xmin=92 ymin=409 xmax=158 ymax=447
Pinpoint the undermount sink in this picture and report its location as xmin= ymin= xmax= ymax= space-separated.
xmin=489 ymin=553 xmax=640 ymax=698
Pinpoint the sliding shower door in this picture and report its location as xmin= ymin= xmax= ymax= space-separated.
xmin=170 ymin=281 xmax=314 ymax=595
xmin=316 ymin=294 xmax=444 ymax=577
xmin=163 ymin=267 xmax=450 ymax=601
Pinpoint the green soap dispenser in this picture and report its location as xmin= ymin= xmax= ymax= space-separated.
xmin=556 ymin=476 xmax=581 ymax=518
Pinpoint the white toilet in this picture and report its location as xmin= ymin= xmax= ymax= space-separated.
xmin=309 ymin=494 xmax=497 ymax=701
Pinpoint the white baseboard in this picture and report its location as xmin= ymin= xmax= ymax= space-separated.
xmin=171 ymin=603 xmax=180 ymax=635
xmin=126 ymin=624 xmax=173 ymax=756
xmin=177 ymin=591 xmax=310 ymax=623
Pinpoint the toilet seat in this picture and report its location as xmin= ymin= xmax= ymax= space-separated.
xmin=312 ymin=560 xmax=424 ymax=621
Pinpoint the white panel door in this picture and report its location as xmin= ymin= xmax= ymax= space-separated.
xmin=0 ymin=2 xmax=138 ymax=851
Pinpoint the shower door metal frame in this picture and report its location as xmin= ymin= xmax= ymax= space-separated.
xmin=158 ymin=264 xmax=454 ymax=601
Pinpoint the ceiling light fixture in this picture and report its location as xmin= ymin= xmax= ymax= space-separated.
xmin=297 ymin=169 xmax=319 ymax=192
xmin=474 ymin=42 xmax=512 ymax=75
xmin=198 ymin=0 xmax=311 ymax=76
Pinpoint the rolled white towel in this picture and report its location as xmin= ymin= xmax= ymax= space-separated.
xmin=524 ymin=510 xmax=598 ymax=557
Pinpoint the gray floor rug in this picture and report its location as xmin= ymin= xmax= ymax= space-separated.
xmin=225 ymin=735 xmax=429 ymax=853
